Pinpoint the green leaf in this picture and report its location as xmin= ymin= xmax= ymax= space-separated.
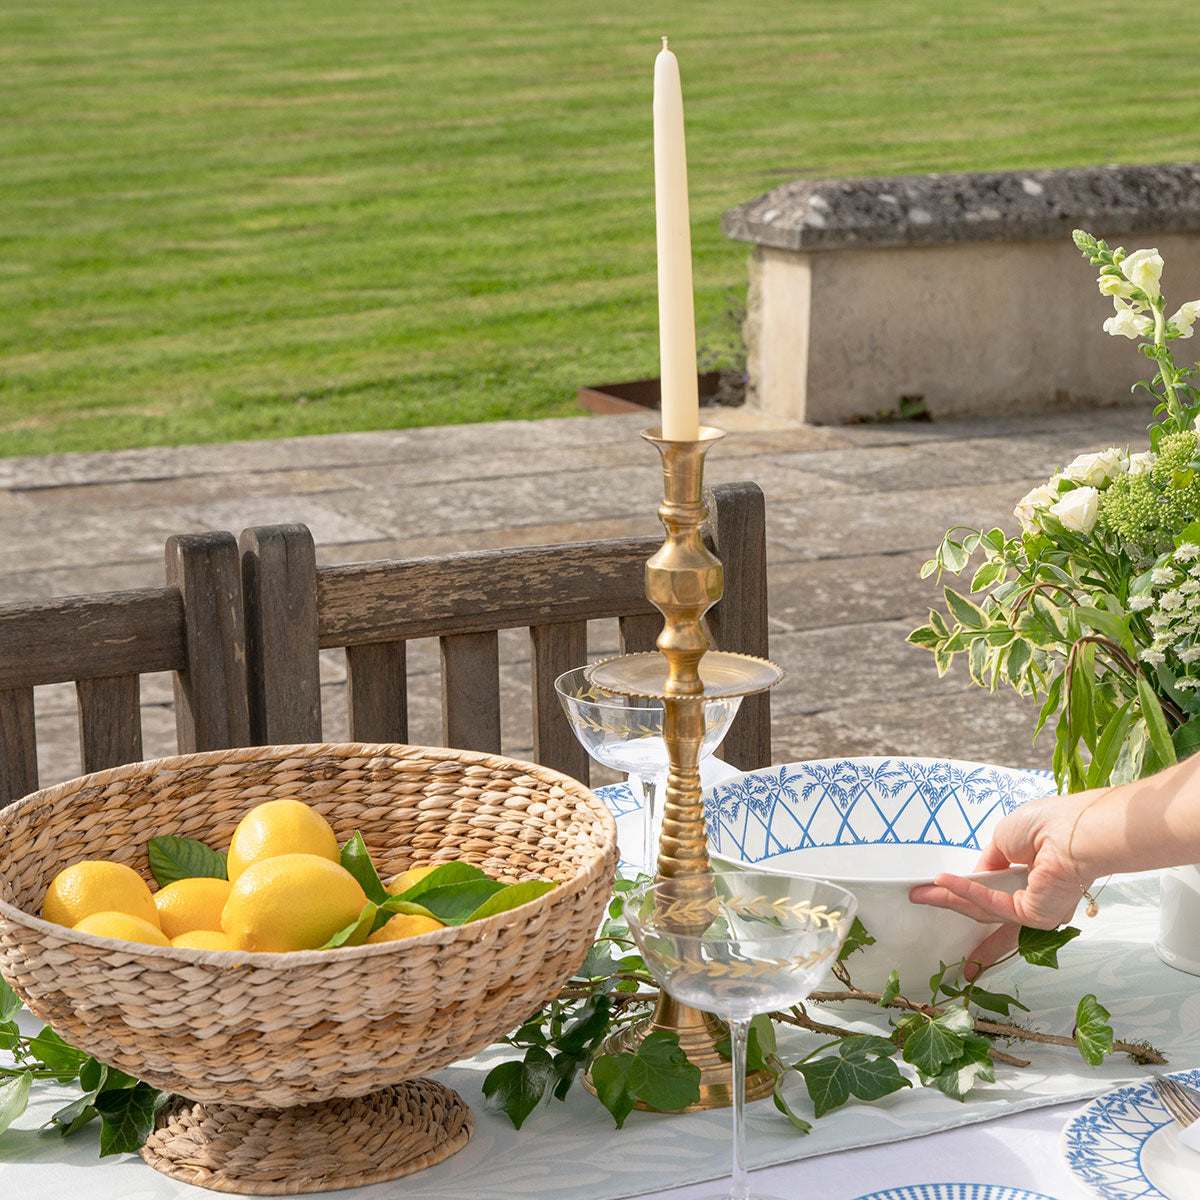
xmin=1068 ymin=644 xmax=1099 ymax=755
xmin=0 ymin=1071 xmax=31 ymax=1136
xmin=1137 ymin=673 xmax=1178 ymax=770
xmin=466 ymin=878 xmax=556 ymax=922
xmin=1086 ymin=699 xmax=1136 ymax=790
xmin=901 ymin=1006 xmax=973 ymax=1076
xmin=971 ymin=560 xmax=1005 ymax=592
xmin=26 ymin=1027 xmax=87 ymax=1080
xmin=1017 ymin=925 xmax=1081 ymax=968
xmin=840 ymin=1034 xmax=901 ymax=1061
xmin=628 ymin=1031 xmax=701 ymax=1112
xmin=1005 ymin=638 xmax=1032 ymax=687
xmin=1172 ymin=717 xmax=1200 ymax=761
xmin=961 ymin=985 xmax=1029 ymax=1017
xmin=880 ymin=970 xmax=900 ymax=1007
xmin=387 ymin=860 xmax=491 ymax=901
xmin=945 ymin=588 xmax=988 ymax=631
xmin=750 ymin=1013 xmax=777 ymax=1061
xmin=589 ymin=1052 xmax=638 ymax=1129
xmin=1075 ymin=605 xmax=1134 ymax=655
xmin=771 ymin=1072 xmax=812 ymax=1134
xmin=1075 ymin=994 xmax=1115 ymax=1066
xmin=482 ymin=1047 xmax=556 ymax=1130
xmin=339 ymin=832 xmax=389 ymax=904
xmin=940 ymin=538 xmax=970 ymax=573
xmin=404 ymin=879 xmax=507 ymax=926
xmin=577 ymin=941 xmax=622 ymax=980
xmin=0 ymin=976 xmax=22 ymax=1023
xmin=906 ymin=624 xmax=942 ymax=650
xmin=319 ymin=901 xmax=378 ymax=948
xmin=837 ymin=917 xmax=876 ymax=962
xmin=374 ymin=898 xmax=440 ymax=924
xmin=146 ymin=836 xmax=227 ymax=887
xmin=798 ymin=1043 xmax=910 ymax=1118
xmin=48 ymin=1093 xmax=100 ymax=1138
xmin=95 ymin=1082 xmax=164 ymax=1156
xmin=925 ymin=1033 xmax=995 ymax=1101
xmin=919 ymin=558 xmax=939 ymax=580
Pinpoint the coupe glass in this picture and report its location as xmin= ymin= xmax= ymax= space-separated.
xmin=554 ymin=665 xmax=741 ymax=872
xmin=624 ymin=870 xmax=858 ymax=1200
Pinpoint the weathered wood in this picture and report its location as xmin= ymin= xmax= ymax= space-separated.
xmin=316 ymin=539 xmax=659 ymax=645
xmin=346 ymin=641 xmax=408 ymax=744
xmin=705 ymin=482 xmax=772 ymax=771
xmin=0 ymin=589 xmax=184 ymax=689
xmin=165 ymin=532 xmax=251 ymax=753
xmin=76 ymin=675 xmax=142 ymax=775
xmin=530 ymin=620 xmax=589 ymax=782
xmin=0 ymin=687 xmax=37 ymax=807
xmin=240 ymin=525 xmax=322 ymax=745
xmin=440 ymin=631 xmax=501 ymax=754
xmin=619 ymin=612 xmax=662 ymax=655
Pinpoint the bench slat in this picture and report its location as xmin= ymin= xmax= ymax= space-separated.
xmin=346 ymin=641 xmax=408 ymax=744
xmin=77 ymin=676 xmax=142 ymax=775
xmin=0 ymin=687 xmax=37 ymax=806
xmin=440 ymin=631 xmax=501 ymax=753
xmin=530 ymin=620 xmax=589 ymax=783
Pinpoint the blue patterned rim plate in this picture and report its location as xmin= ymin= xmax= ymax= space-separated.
xmin=1061 ymin=1070 xmax=1200 ymax=1199
xmin=849 ymin=1186 xmax=1058 ymax=1200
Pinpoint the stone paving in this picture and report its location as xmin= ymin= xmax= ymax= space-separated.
xmin=0 ymin=403 xmax=1153 ymax=791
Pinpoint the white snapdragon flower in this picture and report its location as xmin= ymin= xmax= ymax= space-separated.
xmin=1170 ymin=301 xmax=1200 ymax=339
xmin=1098 ymin=272 xmax=1137 ymax=299
xmin=1048 ymin=486 xmax=1099 ymax=533
xmin=1126 ymin=450 xmax=1156 ymax=477
xmin=1061 ymin=447 xmax=1127 ymax=488
xmin=1104 ymin=299 xmax=1155 ymax=340
xmin=1129 ymin=595 xmax=1155 ymax=611
xmin=1152 ymin=567 xmax=1178 ymax=585
xmin=1121 ymin=248 xmax=1164 ymax=300
xmin=1013 ymin=481 xmax=1060 ymax=532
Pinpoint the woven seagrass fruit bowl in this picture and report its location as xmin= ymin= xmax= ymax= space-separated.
xmin=0 ymin=742 xmax=618 ymax=1194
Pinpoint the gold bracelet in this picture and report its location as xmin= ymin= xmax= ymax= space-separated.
xmin=1066 ymin=788 xmax=1113 ymax=918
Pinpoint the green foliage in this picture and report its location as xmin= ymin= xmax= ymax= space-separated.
xmin=1075 ymin=995 xmax=1116 ymax=1066
xmin=146 ymin=835 xmax=227 ymax=887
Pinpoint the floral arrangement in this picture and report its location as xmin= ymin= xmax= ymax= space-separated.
xmin=909 ymin=230 xmax=1200 ymax=792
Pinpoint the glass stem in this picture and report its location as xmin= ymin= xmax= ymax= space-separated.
xmin=638 ymin=775 xmax=661 ymax=876
xmin=728 ymin=1016 xmax=751 ymax=1200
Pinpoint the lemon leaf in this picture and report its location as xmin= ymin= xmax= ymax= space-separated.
xmin=372 ymin=899 xmax=440 ymax=929
xmin=147 ymin=836 xmax=227 ymax=887
xmin=466 ymin=879 xmax=555 ymax=922
xmin=413 ymin=880 xmax=507 ymax=925
xmin=388 ymin=861 xmax=490 ymax=902
xmin=340 ymin=832 xmax=389 ymax=904
xmin=320 ymin=901 xmax=378 ymax=949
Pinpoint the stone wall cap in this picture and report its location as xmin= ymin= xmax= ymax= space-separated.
xmin=722 ymin=162 xmax=1200 ymax=252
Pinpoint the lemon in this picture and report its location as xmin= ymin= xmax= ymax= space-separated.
xmin=153 ymin=877 xmax=233 ymax=939
xmin=366 ymin=912 xmax=446 ymax=944
xmin=386 ymin=864 xmax=440 ymax=895
xmin=73 ymin=911 xmax=170 ymax=947
xmin=170 ymin=929 xmax=238 ymax=951
xmin=226 ymin=798 xmax=340 ymax=882
xmin=42 ymin=860 xmax=160 ymax=930
xmin=221 ymin=853 xmax=367 ymax=953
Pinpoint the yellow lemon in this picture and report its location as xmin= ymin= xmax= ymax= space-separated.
xmin=366 ymin=912 xmax=446 ymax=944
xmin=73 ymin=911 xmax=170 ymax=947
xmin=221 ymin=853 xmax=367 ymax=953
xmin=226 ymin=798 xmax=340 ymax=883
xmin=42 ymin=860 xmax=160 ymax=930
xmin=153 ymin=877 xmax=233 ymax=939
xmin=386 ymin=864 xmax=440 ymax=895
xmin=170 ymin=929 xmax=238 ymax=951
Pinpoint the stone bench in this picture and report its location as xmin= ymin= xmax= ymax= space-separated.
xmin=722 ymin=163 xmax=1200 ymax=425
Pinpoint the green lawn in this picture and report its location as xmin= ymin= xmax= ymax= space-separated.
xmin=3 ymin=1 xmax=1198 ymax=455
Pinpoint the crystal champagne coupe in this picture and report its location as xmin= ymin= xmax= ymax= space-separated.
xmin=554 ymin=665 xmax=740 ymax=872
xmin=624 ymin=871 xmax=858 ymax=1200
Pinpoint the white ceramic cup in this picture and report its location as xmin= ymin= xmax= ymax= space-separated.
xmin=1155 ymin=864 xmax=1200 ymax=976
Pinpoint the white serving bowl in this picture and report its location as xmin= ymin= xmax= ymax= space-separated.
xmin=705 ymin=756 xmax=1053 ymax=993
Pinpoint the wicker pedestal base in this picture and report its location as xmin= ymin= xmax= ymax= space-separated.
xmin=140 ymin=1079 xmax=474 ymax=1195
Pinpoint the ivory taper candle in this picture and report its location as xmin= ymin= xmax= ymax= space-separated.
xmin=653 ymin=38 xmax=700 ymax=442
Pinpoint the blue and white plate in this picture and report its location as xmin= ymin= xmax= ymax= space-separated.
xmin=1061 ymin=1070 xmax=1200 ymax=1199
xmin=849 ymin=1186 xmax=1058 ymax=1200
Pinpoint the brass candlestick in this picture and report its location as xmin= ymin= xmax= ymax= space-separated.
xmin=583 ymin=425 xmax=782 ymax=1112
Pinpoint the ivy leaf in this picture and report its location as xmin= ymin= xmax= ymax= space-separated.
xmin=146 ymin=836 xmax=227 ymax=887
xmin=797 ymin=1042 xmax=910 ymax=1118
xmin=924 ymin=1033 xmax=995 ymax=1101
xmin=1075 ymin=994 xmax=1115 ymax=1066
xmin=339 ymin=832 xmax=389 ymax=904
xmin=1017 ymin=925 xmax=1081 ymax=969
xmin=901 ymin=1007 xmax=973 ymax=1077
xmin=628 ymin=1031 xmax=702 ymax=1112
xmin=771 ymin=1071 xmax=812 ymax=1134
xmin=95 ymin=1082 xmax=165 ymax=1156
xmin=0 ymin=1071 xmax=31 ymax=1136
xmin=589 ymin=1051 xmax=638 ymax=1130
xmin=25 ymin=1027 xmax=88 ymax=1081
xmin=482 ymin=1047 xmax=557 ymax=1130
xmin=466 ymin=879 xmax=556 ymax=922
xmin=577 ymin=941 xmax=622 ymax=980
xmin=880 ymin=970 xmax=900 ymax=1007
xmin=716 ymin=1019 xmax=772 ymax=1074
xmin=0 ymin=976 xmax=22 ymax=1023
xmin=47 ymin=1093 xmax=101 ymax=1138
xmin=959 ymin=985 xmax=1029 ymax=1017
xmin=837 ymin=917 xmax=876 ymax=962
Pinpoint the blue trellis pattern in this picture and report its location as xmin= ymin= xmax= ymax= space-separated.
xmin=1061 ymin=1069 xmax=1200 ymax=1198
xmin=704 ymin=757 xmax=1055 ymax=865
xmin=850 ymin=1186 xmax=1060 ymax=1200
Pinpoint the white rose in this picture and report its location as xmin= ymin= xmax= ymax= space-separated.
xmin=1170 ymin=300 xmax=1200 ymax=339
xmin=1014 ymin=480 xmax=1060 ymax=532
xmin=1126 ymin=450 xmax=1155 ymax=476
xmin=1048 ymin=486 xmax=1099 ymax=534
xmin=1120 ymin=248 xmax=1164 ymax=300
xmin=1061 ymin=447 xmax=1127 ymax=487
xmin=1103 ymin=298 xmax=1154 ymax=340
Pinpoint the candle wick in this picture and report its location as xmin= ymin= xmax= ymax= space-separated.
xmin=661 ymin=35 xmax=668 ymax=50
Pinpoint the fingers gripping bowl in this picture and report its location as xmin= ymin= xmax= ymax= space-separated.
xmin=0 ymin=743 xmax=617 ymax=1193
xmin=705 ymin=756 xmax=1051 ymax=993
